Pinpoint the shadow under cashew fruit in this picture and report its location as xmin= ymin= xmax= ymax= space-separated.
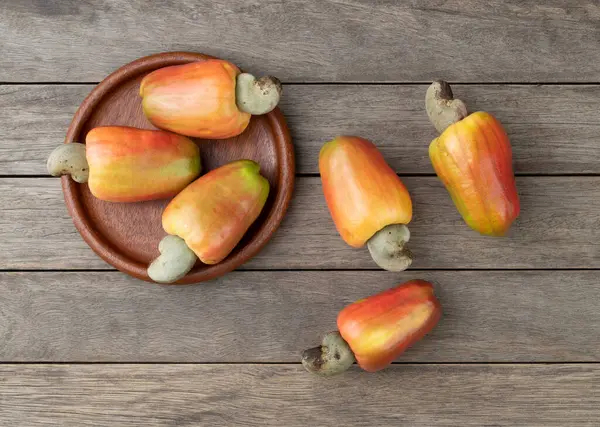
xmin=302 ymin=280 xmax=442 ymax=375
xmin=140 ymin=59 xmax=282 ymax=139
xmin=425 ymin=80 xmax=520 ymax=236
xmin=46 ymin=126 xmax=200 ymax=202
xmin=148 ymin=160 xmax=270 ymax=284
xmin=319 ymin=136 xmax=413 ymax=271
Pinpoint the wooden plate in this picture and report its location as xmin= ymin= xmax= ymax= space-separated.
xmin=62 ymin=52 xmax=294 ymax=284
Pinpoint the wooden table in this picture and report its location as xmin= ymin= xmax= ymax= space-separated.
xmin=2 ymin=1 xmax=600 ymax=425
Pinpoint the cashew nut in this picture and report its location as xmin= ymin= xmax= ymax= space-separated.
xmin=147 ymin=235 xmax=197 ymax=284
xmin=425 ymin=80 xmax=468 ymax=134
xmin=46 ymin=143 xmax=89 ymax=183
xmin=301 ymin=331 xmax=355 ymax=376
xmin=367 ymin=224 xmax=413 ymax=272
xmin=235 ymin=73 xmax=282 ymax=115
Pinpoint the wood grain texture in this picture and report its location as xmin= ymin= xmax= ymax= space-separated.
xmin=1 ymin=271 xmax=600 ymax=362
xmin=4 ymin=84 xmax=600 ymax=175
xmin=2 ymin=177 xmax=599 ymax=269
xmin=1 ymin=364 xmax=598 ymax=426
xmin=2 ymin=1 xmax=600 ymax=82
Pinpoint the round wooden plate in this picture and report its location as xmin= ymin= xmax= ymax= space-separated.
xmin=62 ymin=52 xmax=294 ymax=284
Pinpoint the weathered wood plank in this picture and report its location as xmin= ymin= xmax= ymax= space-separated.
xmin=1 ymin=271 xmax=599 ymax=362
xmin=2 ymin=1 xmax=600 ymax=82
xmin=0 ymin=85 xmax=79 ymax=175
xmin=3 ymin=84 xmax=600 ymax=175
xmin=1 ymin=364 xmax=598 ymax=426
xmin=1 ymin=177 xmax=599 ymax=269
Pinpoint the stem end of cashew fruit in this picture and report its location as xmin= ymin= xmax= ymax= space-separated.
xmin=148 ymin=235 xmax=197 ymax=284
xmin=425 ymin=80 xmax=468 ymax=133
xmin=301 ymin=331 xmax=355 ymax=376
xmin=46 ymin=143 xmax=89 ymax=183
xmin=367 ymin=224 xmax=413 ymax=272
xmin=236 ymin=73 xmax=282 ymax=115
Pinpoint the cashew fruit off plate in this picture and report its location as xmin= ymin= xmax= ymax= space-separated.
xmin=56 ymin=52 xmax=294 ymax=284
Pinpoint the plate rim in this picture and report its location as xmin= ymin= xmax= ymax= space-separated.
xmin=61 ymin=51 xmax=295 ymax=284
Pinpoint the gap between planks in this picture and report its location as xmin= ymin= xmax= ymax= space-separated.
xmin=4 ymin=173 xmax=600 ymax=178
xmin=2 ymin=361 xmax=600 ymax=365
xmin=4 ymin=268 xmax=600 ymax=272
xmin=3 ymin=81 xmax=600 ymax=86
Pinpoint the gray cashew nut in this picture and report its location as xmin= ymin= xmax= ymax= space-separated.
xmin=367 ymin=223 xmax=413 ymax=272
xmin=301 ymin=331 xmax=355 ymax=376
xmin=236 ymin=73 xmax=282 ymax=115
xmin=46 ymin=143 xmax=89 ymax=183
xmin=425 ymin=80 xmax=468 ymax=134
xmin=147 ymin=235 xmax=197 ymax=284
